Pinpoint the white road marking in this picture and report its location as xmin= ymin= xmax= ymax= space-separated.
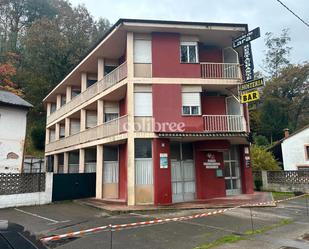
xmin=14 ymin=208 xmax=70 ymax=224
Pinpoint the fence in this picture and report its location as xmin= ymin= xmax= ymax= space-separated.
xmin=23 ymin=157 xmax=45 ymax=173
xmin=0 ymin=173 xmax=52 ymax=208
xmin=253 ymin=170 xmax=309 ymax=193
xmin=200 ymin=63 xmax=241 ymax=79
xmin=203 ymin=115 xmax=246 ymax=132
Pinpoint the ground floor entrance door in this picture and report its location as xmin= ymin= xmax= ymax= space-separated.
xmin=103 ymin=146 xmax=119 ymax=199
xmin=224 ymin=146 xmax=241 ymax=195
xmin=171 ymin=142 xmax=196 ymax=203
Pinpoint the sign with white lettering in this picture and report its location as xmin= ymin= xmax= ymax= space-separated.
xmin=239 ymin=78 xmax=264 ymax=92
xmin=240 ymin=90 xmax=260 ymax=103
xmin=243 ymin=43 xmax=254 ymax=82
xmin=204 ymin=152 xmax=220 ymax=169
xmin=232 ymin=27 xmax=260 ymax=49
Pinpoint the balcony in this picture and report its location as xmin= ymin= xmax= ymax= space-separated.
xmin=45 ymin=115 xmax=128 ymax=152
xmin=201 ymin=63 xmax=241 ymax=80
xmin=203 ymin=115 xmax=246 ymax=132
xmin=47 ymin=62 xmax=127 ymax=125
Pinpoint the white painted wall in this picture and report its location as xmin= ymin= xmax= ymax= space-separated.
xmin=0 ymin=106 xmax=28 ymax=173
xmin=282 ymin=128 xmax=309 ymax=170
xmin=0 ymin=173 xmax=53 ymax=209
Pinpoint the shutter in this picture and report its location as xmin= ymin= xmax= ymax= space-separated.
xmin=70 ymin=119 xmax=80 ymax=134
xmin=134 ymin=92 xmax=152 ymax=116
xmin=49 ymin=130 xmax=55 ymax=142
xmin=182 ymin=92 xmax=200 ymax=106
xmin=182 ymin=85 xmax=202 ymax=92
xmin=104 ymin=101 xmax=119 ymax=114
xmin=134 ymin=40 xmax=152 ymax=63
xmin=60 ymin=125 xmax=65 ymax=137
xmin=86 ymin=111 xmax=97 ymax=128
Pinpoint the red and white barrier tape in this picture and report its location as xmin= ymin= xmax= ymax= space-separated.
xmin=40 ymin=193 xmax=307 ymax=243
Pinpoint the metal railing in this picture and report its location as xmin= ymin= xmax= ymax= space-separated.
xmin=203 ymin=115 xmax=246 ymax=132
xmin=47 ymin=62 xmax=127 ymax=124
xmin=200 ymin=63 xmax=241 ymax=79
xmin=45 ymin=115 xmax=128 ymax=152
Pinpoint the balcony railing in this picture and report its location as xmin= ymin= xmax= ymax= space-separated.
xmin=47 ymin=62 xmax=127 ymax=125
xmin=201 ymin=63 xmax=241 ymax=79
xmin=45 ymin=115 xmax=128 ymax=152
xmin=203 ymin=115 xmax=246 ymax=132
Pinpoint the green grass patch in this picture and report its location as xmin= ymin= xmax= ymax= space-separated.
xmin=272 ymin=191 xmax=295 ymax=201
xmin=194 ymin=218 xmax=293 ymax=249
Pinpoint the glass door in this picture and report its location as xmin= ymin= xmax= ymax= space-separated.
xmin=224 ymin=146 xmax=241 ymax=195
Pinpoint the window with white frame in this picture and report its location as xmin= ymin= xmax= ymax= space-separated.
xmin=134 ymin=92 xmax=152 ymax=116
xmin=180 ymin=42 xmax=198 ymax=63
xmin=182 ymin=92 xmax=201 ymax=115
xmin=104 ymin=101 xmax=119 ymax=122
xmin=134 ymin=39 xmax=152 ymax=63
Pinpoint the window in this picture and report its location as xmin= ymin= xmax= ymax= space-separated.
xmin=180 ymin=42 xmax=198 ymax=63
xmin=59 ymin=124 xmax=65 ymax=139
xmin=87 ymin=79 xmax=97 ymax=88
xmin=182 ymin=92 xmax=201 ymax=115
xmin=104 ymin=146 xmax=118 ymax=161
xmin=50 ymin=103 xmax=56 ymax=114
xmin=86 ymin=111 xmax=97 ymax=128
xmin=70 ymin=119 xmax=80 ymax=135
xmin=104 ymin=101 xmax=119 ymax=122
xmin=134 ymin=40 xmax=152 ymax=63
xmin=135 ymin=139 xmax=152 ymax=158
xmin=60 ymin=95 xmax=66 ymax=106
xmin=134 ymin=92 xmax=152 ymax=116
xmin=71 ymin=88 xmax=81 ymax=98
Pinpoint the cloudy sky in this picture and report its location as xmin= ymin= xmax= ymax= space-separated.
xmin=71 ymin=0 xmax=309 ymax=72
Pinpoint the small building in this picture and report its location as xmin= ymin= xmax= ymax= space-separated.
xmin=0 ymin=90 xmax=32 ymax=173
xmin=43 ymin=19 xmax=254 ymax=206
xmin=269 ymin=127 xmax=309 ymax=170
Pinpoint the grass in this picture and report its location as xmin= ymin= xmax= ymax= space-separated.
xmin=193 ymin=218 xmax=293 ymax=249
xmin=271 ymin=191 xmax=295 ymax=201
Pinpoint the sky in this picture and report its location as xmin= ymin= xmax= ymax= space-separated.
xmin=70 ymin=0 xmax=309 ymax=72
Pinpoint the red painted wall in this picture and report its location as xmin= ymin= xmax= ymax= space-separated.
xmin=152 ymin=33 xmax=201 ymax=78
xmin=239 ymin=145 xmax=254 ymax=194
xmin=201 ymin=95 xmax=226 ymax=115
xmin=194 ymin=140 xmax=230 ymax=199
xmin=153 ymin=138 xmax=172 ymax=205
xmin=118 ymin=143 xmax=127 ymax=200
xmin=199 ymin=46 xmax=223 ymax=63
xmin=152 ymin=84 xmax=204 ymax=132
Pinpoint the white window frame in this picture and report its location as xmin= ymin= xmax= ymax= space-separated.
xmin=182 ymin=92 xmax=201 ymax=116
xmin=180 ymin=41 xmax=199 ymax=63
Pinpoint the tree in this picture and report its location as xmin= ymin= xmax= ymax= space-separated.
xmin=250 ymin=145 xmax=281 ymax=171
xmin=263 ymin=28 xmax=292 ymax=78
xmin=253 ymin=134 xmax=269 ymax=147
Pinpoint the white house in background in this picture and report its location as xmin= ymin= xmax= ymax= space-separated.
xmin=269 ymin=126 xmax=309 ymax=171
xmin=0 ymin=90 xmax=32 ymax=173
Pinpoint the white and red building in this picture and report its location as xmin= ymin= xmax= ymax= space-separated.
xmin=43 ymin=19 xmax=254 ymax=206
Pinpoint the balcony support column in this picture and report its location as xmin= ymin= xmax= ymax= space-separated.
xmin=56 ymin=94 xmax=61 ymax=110
xmin=81 ymin=73 xmax=87 ymax=92
xmin=46 ymin=103 xmax=51 ymax=116
xmin=66 ymin=86 xmax=72 ymax=103
xmin=45 ymin=128 xmax=50 ymax=144
xmin=55 ymin=123 xmax=60 ymax=140
xmin=126 ymin=31 xmax=135 ymax=206
xmin=97 ymin=100 xmax=104 ymax=125
xmin=79 ymin=148 xmax=85 ymax=173
xmin=64 ymin=152 xmax=69 ymax=173
xmin=96 ymin=145 xmax=104 ymax=199
xmin=53 ymin=154 xmax=58 ymax=173
xmin=98 ymin=58 xmax=105 ymax=81
xmin=80 ymin=109 xmax=86 ymax=131
xmin=65 ymin=118 xmax=70 ymax=137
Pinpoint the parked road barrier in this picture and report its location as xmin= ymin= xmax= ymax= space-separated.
xmin=40 ymin=193 xmax=307 ymax=243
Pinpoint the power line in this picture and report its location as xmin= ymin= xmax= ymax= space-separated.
xmin=275 ymin=0 xmax=309 ymax=28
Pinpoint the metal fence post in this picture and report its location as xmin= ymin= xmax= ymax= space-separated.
xmin=249 ymin=207 xmax=254 ymax=234
xmin=110 ymin=224 xmax=113 ymax=249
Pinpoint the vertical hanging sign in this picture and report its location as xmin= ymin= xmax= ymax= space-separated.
xmin=243 ymin=43 xmax=254 ymax=82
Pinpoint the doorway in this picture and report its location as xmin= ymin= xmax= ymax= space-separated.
xmin=224 ymin=146 xmax=241 ymax=195
xmin=103 ymin=146 xmax=119 ymax=199
xmin=171 ymin=142 xmax=196 ymax=203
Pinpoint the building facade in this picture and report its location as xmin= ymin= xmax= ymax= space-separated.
xmin=44 ymin=19 xmax=254 ymax=206
xmin=0 ymin=90 xmax=32 ymax=173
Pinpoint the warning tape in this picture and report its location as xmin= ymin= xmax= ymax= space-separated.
xmin=40 ymin=193 xmax=307 ymax=243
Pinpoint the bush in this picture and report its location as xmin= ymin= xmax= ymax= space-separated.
xmin=250 ymin=145 xmax=281 ymax=171
xmin=30 ymin=126 xmax=45 ymax=150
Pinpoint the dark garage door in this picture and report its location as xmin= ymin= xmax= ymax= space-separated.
xmin=52 ymin=173 xmax=96 ymax=201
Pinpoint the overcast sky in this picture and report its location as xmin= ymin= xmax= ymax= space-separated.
xmin=71 ymin=0 xmax=309 ymax=72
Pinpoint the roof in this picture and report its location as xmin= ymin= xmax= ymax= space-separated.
xmin=0 ymin=90 xmax=33 ymax=109
xmin=43 ymin=18 xmax=248 ymax=102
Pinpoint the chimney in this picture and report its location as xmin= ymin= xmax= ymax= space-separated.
xmin=283 ymin=128 xmax=289 ymax=138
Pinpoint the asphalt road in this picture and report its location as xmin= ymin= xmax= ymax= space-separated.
xmin=0 ymin=197 xmax=308 ymax=249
